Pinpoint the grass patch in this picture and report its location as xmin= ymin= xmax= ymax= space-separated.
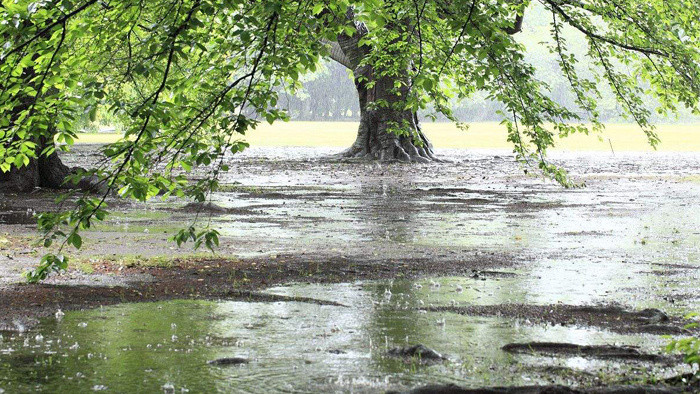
xmin=679 ymin=175 xmax=700 ymax=184
xmin=75 ymin=121 xmax=700 ymax=152
xmin=108 ymin=211 xmax=174 ymax=221
xmin=76 ymin=254 xmax=192 ymax=269
xmin=72 ymin=253 xmax=241 ymax=274
xmin=0 ymin=234 xmax=34 ymax=251
xmin=216 ymin=185 xmax=265 ymax=194
xmin=117 ymin=255 xmax=179 ymax=268
xmin=85 ymin=223 xmax=182 ymax=234
xmin=72 ymin=133 xmax=126 ymax=144
xmin=74 ymin=260 xmax=95 ymax=274
xmin=85 ymin=213 xmax=185 ymax=234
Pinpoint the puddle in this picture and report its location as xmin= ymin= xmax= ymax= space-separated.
xmin=0 ymin=280 xmax=690 ymax=393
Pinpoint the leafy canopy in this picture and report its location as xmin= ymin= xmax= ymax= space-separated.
xmin=0 ymin=0 xmax=699 ymax=281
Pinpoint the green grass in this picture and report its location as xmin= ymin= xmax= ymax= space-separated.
xmin=75 ymin=121 xmax=700 ymax=151
xmin=680 ymin=175 xmax=700 ymax=184
xmin=74 ymin=260 xmax=95 ymax=274
xmin=108 ymin=211 xmax=173 ymax=220
xmin=216 ymin=185 xmax=265 ymax=194
xmin=74 ymin=254 xmax=210 ymax=269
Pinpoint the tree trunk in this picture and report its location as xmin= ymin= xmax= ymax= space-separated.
xmin=339 ymin=67 xmax=438 ymax=163
xmin=1 ymin=45 xmax=100 ymax=193
xmin=0 ymin=141 xmax=101 ymax=193
xmin=331 ymin=10 xmax=438 ymax=163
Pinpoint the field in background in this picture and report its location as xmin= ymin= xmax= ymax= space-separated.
xmin=74 ymin=121 xmax=700 ymax=151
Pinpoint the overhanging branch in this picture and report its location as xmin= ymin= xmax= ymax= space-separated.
xmin=542 ymin=0 xmax=666 ymax=57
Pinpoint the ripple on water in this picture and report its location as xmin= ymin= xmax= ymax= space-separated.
xmin=0 ymin=279 xmax=693 ymax=392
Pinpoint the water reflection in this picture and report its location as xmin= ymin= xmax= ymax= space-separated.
xmin=0 ymin=280 xmax=683 ymax=393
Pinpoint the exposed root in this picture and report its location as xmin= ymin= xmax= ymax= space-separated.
xmin=337 ymin=135 xmax=441 ymax=163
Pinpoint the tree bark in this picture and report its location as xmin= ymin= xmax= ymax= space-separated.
xmin=339 ymin=68 xmax=438 ymax=163
xmin=0 ymin=140 xmax=102 ymax=193
xmin=331 ymin=10 xmax=438 ymax=162
xmin=1 ymin=37 xmax=100 ymax=193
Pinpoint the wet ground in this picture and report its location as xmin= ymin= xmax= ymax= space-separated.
xmin=1 ymin=146 xmax=700 ymax=392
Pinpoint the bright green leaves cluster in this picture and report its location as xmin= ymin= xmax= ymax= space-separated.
xmin=340 ymin=0 xmax=699 ymax=183
xmin=2 ymin=0 xmax=700 ymax=280
xmin=26 ymin=253 xmax=69 ymax=283
xmin=2 ymin=0 xmax=338 ymax=280
xmin=1 ymin=0 xmax=83 ymax=173
xmin=171 ymin=227 xmax=220 ymax=252
xmin=541 ymin=0 xmax=700 ymax=149
xmin=665 ymin=312 xmax=700 ymax=375
xmin=25 ymin=194 xmax=107 ymax=282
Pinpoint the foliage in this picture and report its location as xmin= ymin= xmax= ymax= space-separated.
xmin=665 ymin=313 xmax=700 ymax=376
xmin=1 ymin=0 xmax=699 ymax=280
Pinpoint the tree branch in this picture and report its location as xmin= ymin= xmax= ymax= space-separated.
xmin=0 ymin=0 xmax=98 ymax=63
xmin=542 ymin=0 xmax=666 ymax=57
xmin=503 ymin=12 xmax=525 ymax=35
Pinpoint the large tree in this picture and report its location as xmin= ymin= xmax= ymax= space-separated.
xmin=1 ymin=0 xmax=699 ymax=279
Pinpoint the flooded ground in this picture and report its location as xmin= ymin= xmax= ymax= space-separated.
xmin=1 ymin=146 xmax=699 ymax=392
xmin=0 ymin=283 xmax=690 ymax=393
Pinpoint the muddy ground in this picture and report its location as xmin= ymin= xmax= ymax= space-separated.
xmin=1 ymin=145 xmax=700 ymax=391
